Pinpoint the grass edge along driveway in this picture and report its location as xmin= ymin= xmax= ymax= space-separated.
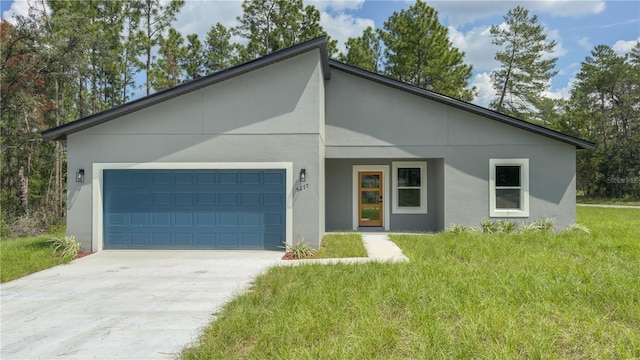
xmin=182 ymin=207 xmax=640 ymax=359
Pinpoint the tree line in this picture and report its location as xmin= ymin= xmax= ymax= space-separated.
xmin=1 ymin=0 xmax=638 ymax=236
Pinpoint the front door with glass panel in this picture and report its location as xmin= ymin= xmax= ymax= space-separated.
xmin=359 ymin=171 xmax=383 ymax=227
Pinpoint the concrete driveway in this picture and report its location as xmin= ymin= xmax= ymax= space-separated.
xmin=0 ymin=250 xmax=283 ymax=359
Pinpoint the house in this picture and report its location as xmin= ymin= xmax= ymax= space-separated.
xmin=42 ymin=37 xmax=594 ymax=252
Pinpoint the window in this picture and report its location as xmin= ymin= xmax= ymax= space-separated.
xmin=489 ymin=159 xmax=529 ymax=217
xmin=392 ymin=161 xmax=427 ymax=214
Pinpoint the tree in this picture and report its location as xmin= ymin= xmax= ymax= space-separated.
xmin=378 ymin=0 xmax=475 ymax=101
xmin=489 ymin=6 xmax=558 ymax=121
xmin=338 ymin=26 xmax=381 ymax=72
xmin=568 ymin=44 xmax=640 ymax=198
xmin=149 ymin=27 xmax=186 ymax=92
xmin=234 ymin=0 xmax=337 ymax=59
xmin=138 ymin=0 xmax=184 ymax=95
xmin=203 ymin=23 xmax=244 ymax=74
xmin=182 ymin=34 xmax=204 ymax=80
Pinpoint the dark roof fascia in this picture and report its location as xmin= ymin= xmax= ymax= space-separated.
xmin=328 ymin=60 xmax=595 ymax=150
xmin=42 ymin=37 xmax=330 ymax=141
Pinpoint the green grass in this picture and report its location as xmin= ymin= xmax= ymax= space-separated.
xmin=0 ymin=233 xmax=73 ymax=283
xmin=316 ymin=233 xmax=367 ymax=258
xmin=182 ymin=207 xmax=640 ymax=359
xmin=577 ymin=195 xmax=640 ymax=206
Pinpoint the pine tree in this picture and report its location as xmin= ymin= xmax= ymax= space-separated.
xmin=149 ymin=28 xmax=186 ymax=92
xmin=137 ymin=0 xmax=184 ymax=95
xmin=338 ymin=26 xmax=381 ymax=72
xmin=234 ymin=0 xmax=337 ymax=59
xmin=378 ymin=0 xmax=475 ymax=101
xmin=490 ymin=6 xmax=558 ymax=121
xmin=203 ymin=23 xmax=245 ymax=74
xmin=182 ymin=34 xmax=204 ymax=80
xmin=569 ymin=44 xmax=640 ymax=198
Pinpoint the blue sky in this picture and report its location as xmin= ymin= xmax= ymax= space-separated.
xmin=3 ymin=0 xmax=639 ymax=106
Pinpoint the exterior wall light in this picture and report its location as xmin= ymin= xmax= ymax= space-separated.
xmin=76 ymin=169 xmax=85 ymax=183
xmin=300 ymin=169 xmax=306 ymax=182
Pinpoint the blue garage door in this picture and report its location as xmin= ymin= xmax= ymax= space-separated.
xmin=103 ymin=169 xmax=286 ymax=250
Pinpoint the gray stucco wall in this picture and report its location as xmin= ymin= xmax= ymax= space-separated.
xmin=325 ymin=70 xmax=578 ymax=230
xmin=325 ymin=158 xmax=444 ymax=232
xmin=66 ymin=49 xmax=326 ymax=251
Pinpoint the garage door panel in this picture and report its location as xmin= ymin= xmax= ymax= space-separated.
xmin=196 ymin=213 xmax=215 ymax=226
xmin=152 ymin=193 xmax=171 ymax=206
xmin=218 ymin=213 xmax=238 ymax=226
xmin=218 ymin=192 xmax=238 ymax=206
xmin=152 ymin=233 xmax=171 ymax=246
xmin=196 ymin=193 xmax=216 ymax=205
xmin=152 ymin=213 xmax=171 ymax=225
xmin=106 ymin=213 xmax=127 ymax=226
xmin=219 ymin=233 xmax=238 ymax=247
xmin=196 ymin=233 xmax=215 ymax=246
xmin=130 ymin=213 xmax=148 ymax=226
xmin=219 ymin=172 xmax=238 ymax=185
xmin=109 ymin=233 xmax=127 ymax=246
xmin=264 ymin=192 xmax=284 ymax=206
xmin=196 ymin=171 xmax=216 ymax=185
xmin=174 ymin=233 xmax=193 ymax=246
xmin=174 ymin=213 xmax=193 ymax=226
xmin=104 ymin=169 xmax=285 ymax=249
xmin=241 ymin=213 xmax=262 ymax=226
xmin=241 ymin=192 xmax=261 ymax=206
xmin=241 ymin=233 xmax=261 ymax=247
xmin=174 ymin=171 xmax=194 ymax=185
xmin=131 ymin=233 xmax=150 ymax=246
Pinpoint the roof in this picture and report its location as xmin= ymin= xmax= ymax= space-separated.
xmin=42 ymin=37 xmax=330 ymax=141
xmin=42 ymin=37 xmax=594 ymax=150
xmin=328 ymin=60 xmax=595 ymax=150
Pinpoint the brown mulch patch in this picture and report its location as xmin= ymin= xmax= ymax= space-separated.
xmin=281 ymin=252 xmax=316 ymax=260
xmin=76 ymin=251 xmax=94 ymax=259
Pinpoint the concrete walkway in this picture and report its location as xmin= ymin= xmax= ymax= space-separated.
xmin=0 ymin=234 xmax=407 ymax=359
xmin=577 ymin=203 xmax=640 ymax=209
xmin=277 ymin=232 xmax=409 ymax=266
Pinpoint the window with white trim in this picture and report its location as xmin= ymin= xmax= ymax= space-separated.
xmin=392 ymin=161 xmax=427 ymax=214
xmin=489 ymin=159 xmax=529 ymax=217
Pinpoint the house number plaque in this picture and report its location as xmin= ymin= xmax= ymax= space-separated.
xmin=295 ymin=184 xmax=309 ymax=192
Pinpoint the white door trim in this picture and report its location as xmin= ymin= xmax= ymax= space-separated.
xmin=352 ymin=165 xmax=389 ymax=230
xmin=92 ymin=162 xmax=293 ymax=251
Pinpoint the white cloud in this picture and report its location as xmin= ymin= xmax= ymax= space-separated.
xmin=531 ymin=0 xmax=605 ymax=17
xmin=173 ymin=1 xmax=243 ymax=40
xmin=544 ymin=28 xmax=567 ymax=58
xmin=470 ymin=72 xmax=496 ymax=107
xmin=308 ymin=0 xmax=364 ymax=12
xmin=172 ymin=0 xmax=374 ymax=54
xmin=577 ymin=36 xmax=592 ymax=50
xmin=544 ymin=77 xmax=575 ymax=100
xmin=319 ymin=11 xmax=374 ymax=54
xmin=431 ymin=1 xmax=605 ymax=27
xmin=448 ymin=25 xmax=498 ymax=72
xmin=2 ymin=0 xmax=50 ymax=24
xmin=612 ymin=37 xmax=640 ymax=54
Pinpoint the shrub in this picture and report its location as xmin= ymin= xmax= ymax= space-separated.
xmin=446 ymin=224 xmax=476 ymax=234
xmin=520 ymin=217 xmax=556 ymax=233
xmin=481 ymin=219 xmax=503 ymax=234
xmin=565 ymin=223 xmax=590 ymax=234
xmin=49 ymin=235 xmax=81 ymax=259
xmin=500 ymin=220 xmax=520 ymax=234
xmin=281 ymin=239 xmax=316 ymax=259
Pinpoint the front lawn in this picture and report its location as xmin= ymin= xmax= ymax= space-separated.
xmin=182 ymin=207 xmax=640 ymax=359
xmin=0 ymin=233 xmax=72 ymax=283
xmin=316 ymin=233 xmax=367 ymax=258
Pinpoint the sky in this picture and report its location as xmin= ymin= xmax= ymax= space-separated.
xmin=2 ymin=0 xmax=639 ymax=107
